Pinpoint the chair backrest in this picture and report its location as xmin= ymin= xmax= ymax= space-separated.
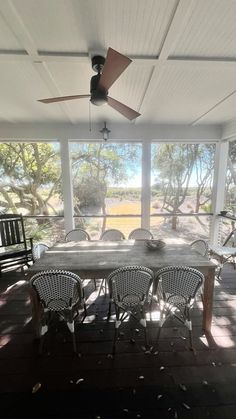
xmin=30 ymin=269 xmax=83 ymax=311
xmin=128 ymin=228 xmax=153 ymax=240
xmin=32 ymin=243 xmax=49 ymax=261
xmin=107 ymin=265 xmax=154 ymax=304
xmin=100 ymin=229 xmax=125 ymax=241
xmin=0 ymin=213 xmax=27 ymax=249
xmin=65 ymin=228 xmax=90 ymax=242
xmin=155 ymin=266 xmax=204 ymax=301
xmin=190 ymin=239 xmax=209 ymax=257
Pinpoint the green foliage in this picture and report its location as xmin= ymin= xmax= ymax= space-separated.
xmin=72 ymin=143 xmax=140 ymax=209
xmin=0 ymin=142 xmax=61 ymax=215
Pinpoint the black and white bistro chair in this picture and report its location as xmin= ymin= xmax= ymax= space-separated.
xmin=208 ymin=228 xmax=236 ymax=279
xmin=32 ymin=243 xmax=49 ymax=261
xmin=65 ymin=228 xmax=90 ymax=242
xmin=128 ymin=228 xmax=154 ymax=240
xmin=30 ymin=269 xmax=85 ymax=354
xmin=98 ymin=229 xmax=125 ymax=295
xmin=100 ymin=229 xmax=125 ymax=241
xmin=190 ymin=239 xmax=209 ymax=258
xmin=107 ymin=265 xmax=154 ymax=354
xmin=154 ymin=266 xmax=204 ymax=351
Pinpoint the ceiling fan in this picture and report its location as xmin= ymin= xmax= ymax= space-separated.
xmin=38 ymin=47 xmax=141 ymax=121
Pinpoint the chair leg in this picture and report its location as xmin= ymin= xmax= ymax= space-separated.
xmin=112 ymin=307 xmax=121 ymax=355
xmin=107 ymin=300 xmax=112 ymax=321
xmin=38 ymin=324 xmax=48 ymax=355
xmin=67 ymin=321 xmax=77 ymax=353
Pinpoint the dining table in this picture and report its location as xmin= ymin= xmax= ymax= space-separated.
xmin=28 ymin=239 xmax=216 ymax=339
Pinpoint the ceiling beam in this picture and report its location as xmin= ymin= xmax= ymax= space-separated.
xmin=0 ymin=122 xmax=221 ymax=141
xmin=1 ymin=49 xmax=236 ymax=70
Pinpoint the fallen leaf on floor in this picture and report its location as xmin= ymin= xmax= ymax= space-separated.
xmin=179 ymin=383 xmax=187 ymax=391
xmin=130 ymin=338 xmax=136 ymax=344
xmin=136 ymin=414 xmax=141 ymax=418
xmin=138 ymin=375 xmax=144 ymax=380
xmin=76 ymin=378 xmax=84 ymax=384
xmin=154 ymin=351 xmax=159 ymax=355
xmin=212 ymin=362 xmax=216 ymax=367
xmin=32 ymin=382 xmax=41 ymax=393
xmin=182 ymin=403 xmax=191 ymax=410
xmin=135 ymin=329 xmax=140 ymax=333
xmin=141 ymin=346 xmax=146 ymax=351
xmin=160 ymin=366 xmax=165 ymax=371
xmin=157 ymin=394 xmax=163 ymax=400
xmin=123 ymin=408 xmax=129 ymax=413
xmin=202 ymin=380 xmax=208 ymax=386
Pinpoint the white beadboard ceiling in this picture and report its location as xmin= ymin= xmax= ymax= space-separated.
xmin=0 ymin=0 xmax=236 ymax=137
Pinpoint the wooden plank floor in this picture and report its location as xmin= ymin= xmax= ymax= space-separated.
xmin=0 ymin=267 xmax=236 ymax=418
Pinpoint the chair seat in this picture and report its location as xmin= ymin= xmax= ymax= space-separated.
xmin=209 ymin=245 xmax=236 ymax=257
xmin=0 ymin=248 xmax=32 ymax=260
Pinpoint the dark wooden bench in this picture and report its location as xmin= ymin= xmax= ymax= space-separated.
xmin=0 ymin=213 xmax=33 ymax=275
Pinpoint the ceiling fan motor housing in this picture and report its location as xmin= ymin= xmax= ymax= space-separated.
xmin=90 ymin=73 xmax=108 ymax=106
xmin=92 ymin=55 xmax=105 ymax=73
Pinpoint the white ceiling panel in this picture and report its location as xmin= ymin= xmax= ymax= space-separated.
xmin=71 ymin=0 xmax=177 ymax=56
xmin=0 ymin=12 xmax=23 ymax=50
xmin=11 ymin=0 xmax=88 ymax=53
xmin=143 ymin=64 xmax=236 ymax=124
xmin=0 ymin=61 xmax=69 ymax=122
xmin=172 ymin=0 xmax=236 ymax=58
xmin=11 ymin=0 xmax=177 ymax=56
xmin=196 ymin=93 xmax=236 ymax=125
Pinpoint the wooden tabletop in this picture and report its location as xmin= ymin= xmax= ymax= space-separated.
xmin=28 ymin=240 xmax=215 ymax=278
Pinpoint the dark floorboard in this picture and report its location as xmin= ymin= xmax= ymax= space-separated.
xmin=0 ymin=265 xmax=236 ymax=418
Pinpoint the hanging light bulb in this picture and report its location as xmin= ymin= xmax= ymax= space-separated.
xmin=100 ymin=122 xmax=110 ymax=141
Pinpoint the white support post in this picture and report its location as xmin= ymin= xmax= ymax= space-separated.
xmin=141 ymin=141 xmax=151 ymax=229
xmin=210 ymin=141 xmax=229 ymax=244
xmin=60 ymin=139 xmax=74 ymax=234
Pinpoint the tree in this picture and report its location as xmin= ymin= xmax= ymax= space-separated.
xmin=194 ymin=144 xmax=214 ymax=213
xmin=71 ymin=143 xmax=139 ymax=231
xmin=0 ymin=142 xmax=61 ymax=215
xmin=152 ymin=144 xmax=198 ymax=229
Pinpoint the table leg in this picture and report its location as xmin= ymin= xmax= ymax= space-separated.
xmin=202 ymin=266 xmax=215 ymax=333
xmin=29 ymin=288 xmax=41 ymax=339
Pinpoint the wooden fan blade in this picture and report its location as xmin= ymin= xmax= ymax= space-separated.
xmin=38 ymin=94 xmax=90 ymax=103
xmin=98 ymin=48 xmax=131 ymax=91
xmin=108 ymin=96 xmax=141 ymax=120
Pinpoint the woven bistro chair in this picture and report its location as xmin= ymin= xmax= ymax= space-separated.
xmin=65 ymin=228 xmax=90 ymax=242
xmin=154 ymin=266 xmax=204 ymax=350
xmin=128 ymin=228 xmax=153 ymax=240
xmin=32 ymin=243 xmax=49 ymax=261
xmin=190 ymin=239 xmax=209 ymax=258
xmin=107 ymin=265 xmax=154 ymax=354
xmin=98 ymin=229 xmax=125 ymax=295
xmin=100 ymin=229 xmax=125 ymax=241
xmin=209 ymin=228 xmax=236 ymax=279
xmin=30 ymin=269 xmax=85 ymax=354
